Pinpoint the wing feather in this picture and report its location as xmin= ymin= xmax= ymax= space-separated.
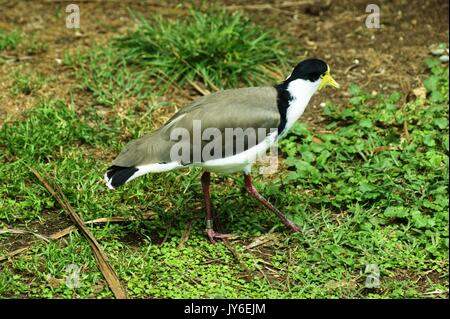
xmin=112 ymin=87 xmax=280 ymax=167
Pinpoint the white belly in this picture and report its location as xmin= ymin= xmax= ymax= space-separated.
xmin=197 ymin=131 xmax=279 ymax=174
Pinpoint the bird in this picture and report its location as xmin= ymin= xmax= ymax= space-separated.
xmin=105 ymin=58 xmax=339 ymax=242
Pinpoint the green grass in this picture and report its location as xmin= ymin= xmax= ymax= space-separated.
xmin=64 ymin=9 xmax=290 ymax=107
xmin=74 ymin=46 xmax=157 ymax=106
xmin=60 ymin=10 xmax=290 ymax=108
xmin=24 ymin=36 xmax=48 ymax=55
xmin=10 ymin=68 xmax=47 ymax=96
xmin=0 ymin=29 xmax=21 ymax=51
xmin=114 ymin=10 xmax=290 ymax=90
xmin=0 ymin=29 xmax=47 ymax=55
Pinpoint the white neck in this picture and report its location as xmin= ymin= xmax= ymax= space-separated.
xmin=283 ymin=78 xmax=320 ymax=133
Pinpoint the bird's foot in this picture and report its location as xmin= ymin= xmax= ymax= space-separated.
xmin=206 ymin=229 xmax=235 ymax=243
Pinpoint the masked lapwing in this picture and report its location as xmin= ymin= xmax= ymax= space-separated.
xmin=105 ymin=58 xmax=339 ymax=242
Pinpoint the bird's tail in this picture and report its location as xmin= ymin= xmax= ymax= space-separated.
xmin=104 ymin=165 xmax=138 ymax=190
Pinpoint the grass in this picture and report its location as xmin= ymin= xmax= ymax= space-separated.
xmin=114 ymin=10 xmax=290 ymax=90
xmin=23 ymin=36 xmax=48 ymax=55
xmin=10 ymin=68 xmax=47 ymax=96
xmin=0 ymin=11 xmax=448 ymax=299
xmin=64 ymin=9 xmax=290 ymax=107
xmin=67 ymin=46 xmax=157 ymax=107
xmin=0 ymin=29 xmax=47 ymax=55
xmin=0 ymin=29 xmax=21 ymax=51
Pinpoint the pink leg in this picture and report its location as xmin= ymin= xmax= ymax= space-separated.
xmin=201 ymin=172 xmax=233 ymax=242
xmin=244 ymin=174 xmax=300 ymax=232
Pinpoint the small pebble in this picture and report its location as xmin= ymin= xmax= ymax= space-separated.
xmin=371 ymin=90 xmax=377 ymax=96
xmin=440 ymin=55 xmax=449 ymax=63
xmin=320 ymin=102 xmax=326 ymax=108
xmin=353 ymin=59 xmax=360 ymax=64
xmin=55 ymin=58 xmax=62 ymax=65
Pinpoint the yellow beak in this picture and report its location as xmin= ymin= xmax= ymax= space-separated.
xmin=319 ymin=69 xmax=340 ymax=90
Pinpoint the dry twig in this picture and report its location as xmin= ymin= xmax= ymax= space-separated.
xmin=0 ymin=213 xmax=156 ymax=262
xmin=27 ymin=166 xmax=128 ymax=299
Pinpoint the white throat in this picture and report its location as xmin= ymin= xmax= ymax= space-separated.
xmin=283 ymin=78 xmax=320 ymax=133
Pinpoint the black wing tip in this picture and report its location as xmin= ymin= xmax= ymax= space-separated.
xmin=105 ymin=165 xmax=138 ymax=189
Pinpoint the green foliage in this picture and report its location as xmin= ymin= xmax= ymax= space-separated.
xmin=10 ymin=68 xmax=47 ymax=96
xmin=0 ymin=100 xmax=96 ymax=161
xmin=0 ymin=233 xmax=111 ymax=298
xmin=24 ymin=37 xmax=48 ymax=55
xmin=0 ymin=101 xmax=102 ymax=222
xmin=62 ymin=49 xmax=86 ymax=67
xmin=68 ymin=46 xmax=155 ymax=106
xmin=0 ymin=29 xmax=46 ymax=54
xmin=0 ymin=98 xmax=163 ymax=223
xmin=114 ymin=10 xmax=289 ymax=90
xmin=68 ymin=9 xmax=290 ymax=106
xmin=0 ymin=29 xmax=21 ymax=51
xmin=424 ymin=58 xmax=449 ymax=104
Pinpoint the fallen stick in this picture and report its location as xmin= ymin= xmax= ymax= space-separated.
xmin=222 ymin=238 xmax=249 ymax=272
xmin=187 ymin=79 xmax=211 ymax=96
xmin=178 ymin=220 xmax=193 ymax=248
xmin=0 ymin=247 xmax=31 ymax=262
xmin=245 ymin=233 xmax=275 ymax=250
xmin=225 ymin=0 xmax=319 ymax=10
xmin=0 ymin=213 xmax=156 ymax=262
xmin=28 ymin=166 xmax=128 ymax=299
xmin=0 ymin=229 xmax=50 ymax=242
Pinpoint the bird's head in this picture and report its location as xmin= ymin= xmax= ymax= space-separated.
xmin=285 ymin=58 xmax=339 ymax=91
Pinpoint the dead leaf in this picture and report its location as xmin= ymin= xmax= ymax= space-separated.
xmin=46 ymin=275 xmax=63 ymax=289
xmin=412 ymin=87 xmax=427 ymax=101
